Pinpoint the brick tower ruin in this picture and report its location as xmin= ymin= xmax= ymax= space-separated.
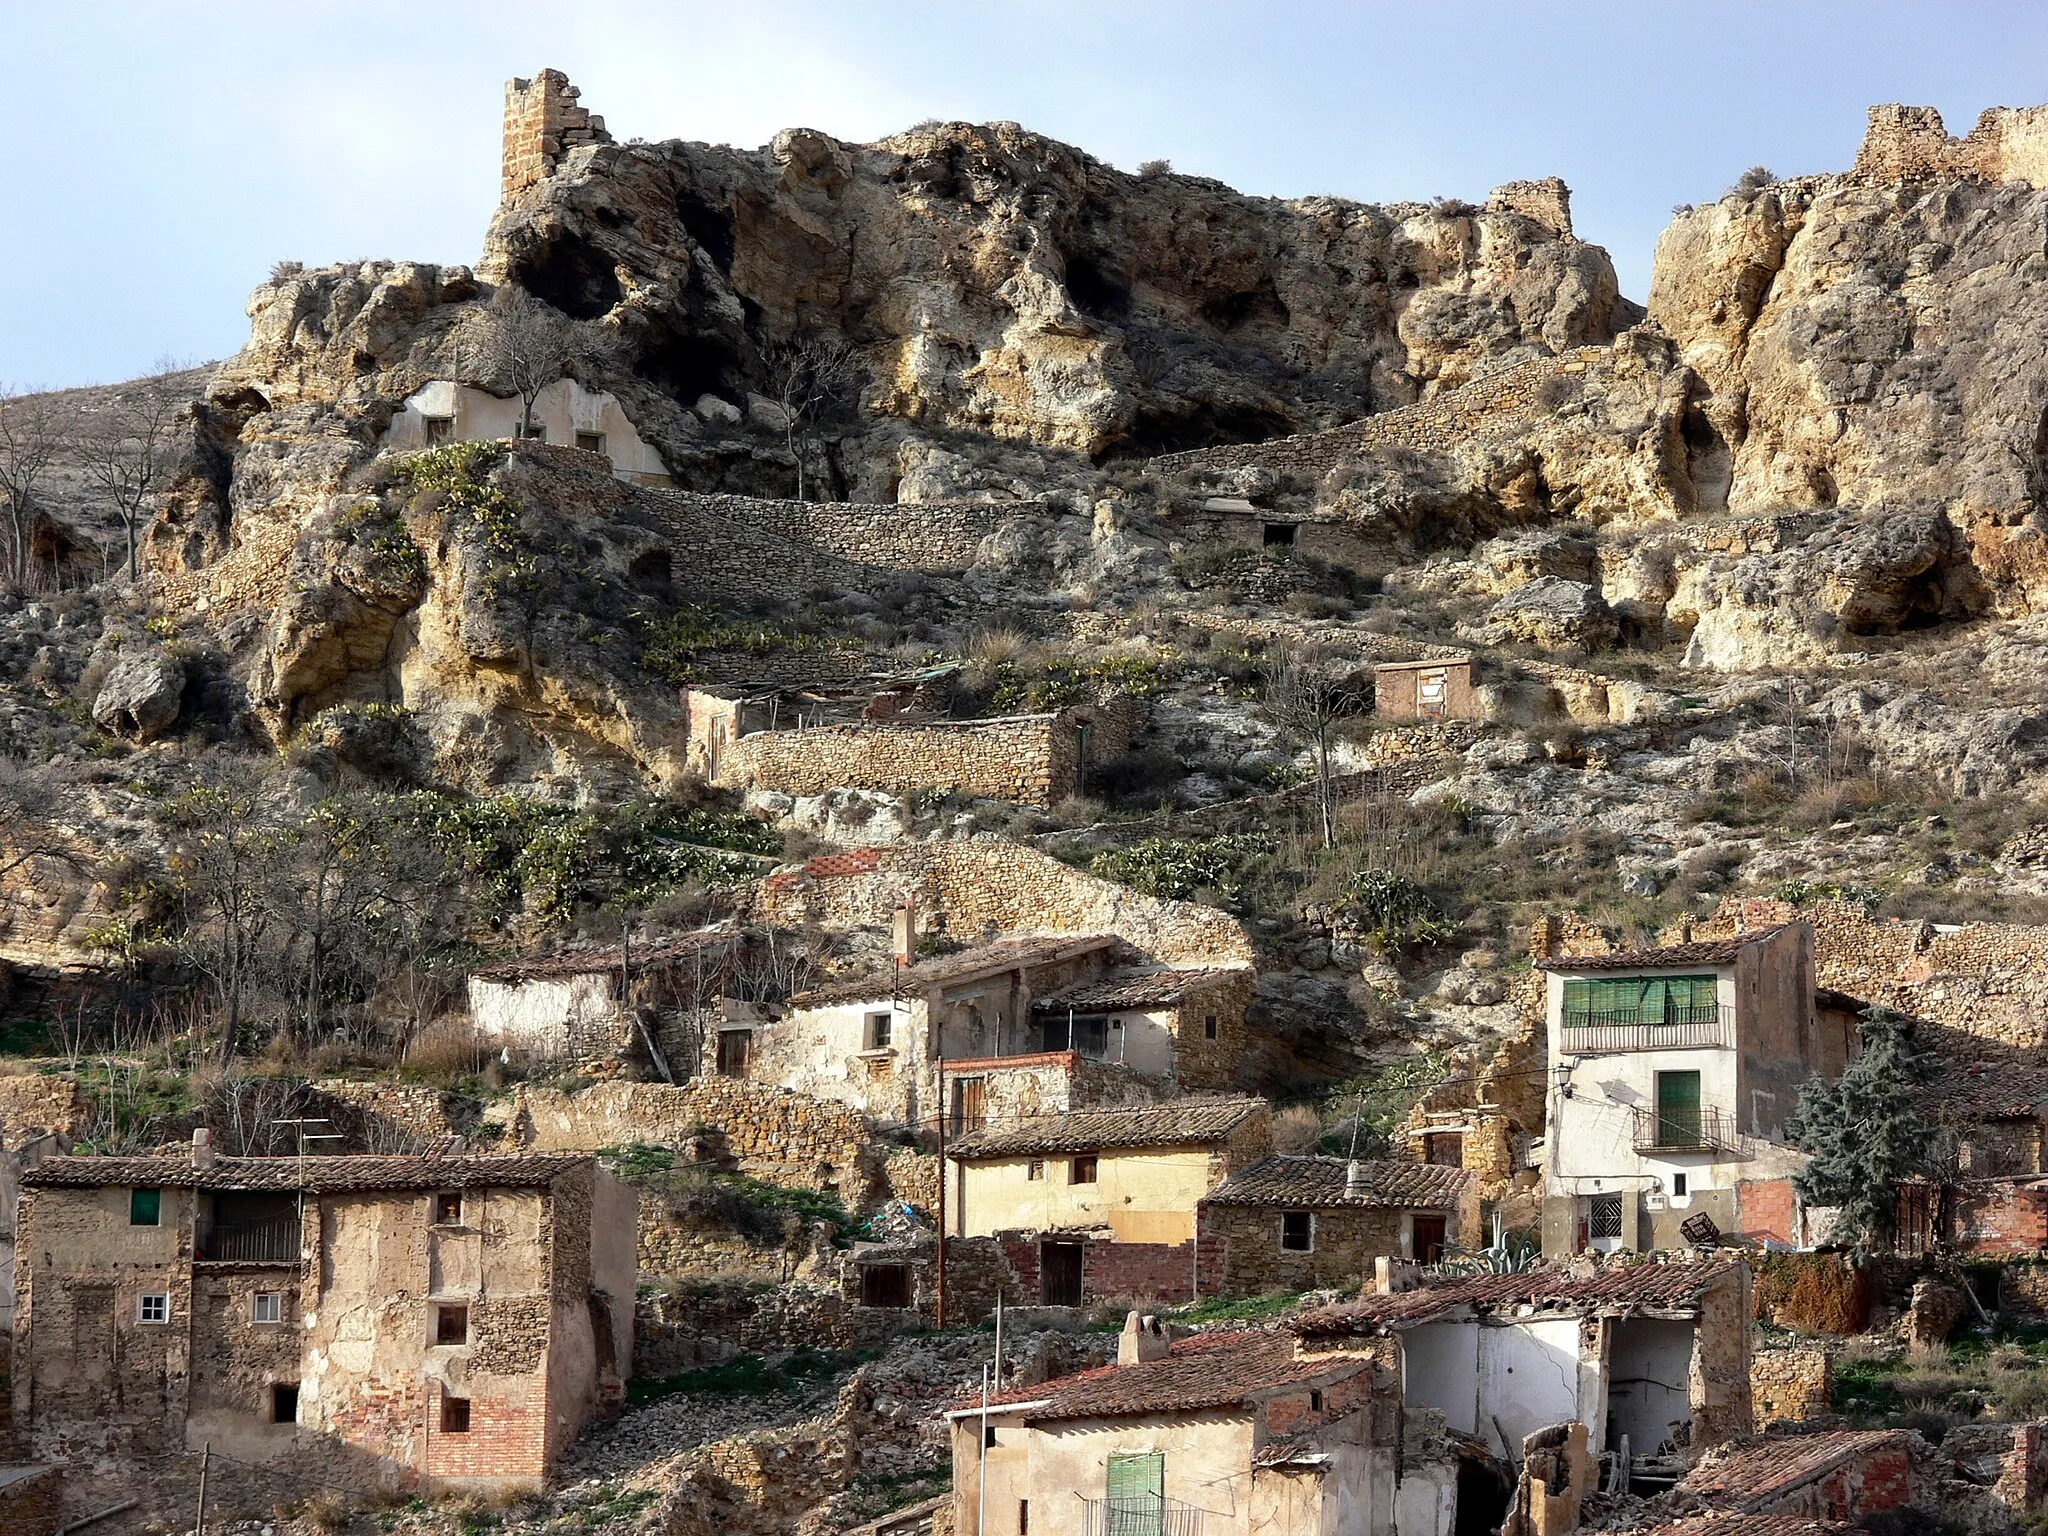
xmin=502 ymin=70 xmax=612 ymax=198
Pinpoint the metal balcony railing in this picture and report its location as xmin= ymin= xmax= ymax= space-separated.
xmin=1631 ymin=1105 xmax=1751 ymax=1157
xmin=1560 ymin=1005 xmax=1734 ymax=1054
xmin=1080 ymin=1496 xmax=1203 ymax=1536
xmin=196 ymin=1214 xmax=300 ymax=1263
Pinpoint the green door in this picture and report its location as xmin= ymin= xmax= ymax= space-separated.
xmin=1105 ymin=1452 xmax=1165 ymax=1536
xmin=1656 ymin=1070 xmax=1702 ymax=1147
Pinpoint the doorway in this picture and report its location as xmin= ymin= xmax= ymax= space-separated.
xmin=1413 ymin=1214 xmax=1448 ymax=1265
xmin=1041 ymin=1240 xmax=1084 ymax=1306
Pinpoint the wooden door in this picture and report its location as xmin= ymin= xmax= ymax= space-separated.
xmin=1412 ymin=1214 xmax=1448 ymax=1265
xmin=952 ymin=1076 xmax=987 ymax=1135
xmin=1041 ymin=1239 xmax=1084 ymax=1306
xmin=1656 ymin=1070 xmax=1702 ymax=1147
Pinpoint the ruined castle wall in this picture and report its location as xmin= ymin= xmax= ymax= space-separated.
xmin=502 ymin=70 xmax=611 ymax=198
xmin=1852 ymin=103 xmax=2048 ymax=188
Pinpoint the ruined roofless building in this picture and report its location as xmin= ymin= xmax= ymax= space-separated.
xmin=14 ymin=1141 xmax=635 ymax=1494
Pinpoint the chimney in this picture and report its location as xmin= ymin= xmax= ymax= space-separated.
xmin=892 ymin=896 xmax=918 ymax=964
xmin=1346 ymin=1159 xmax=1370 ymax=1196
xmin=1119 ymin=1311 xmax=1170 ymax=1366
xmin=192 ymin=1127 xmax=215 ymax=1171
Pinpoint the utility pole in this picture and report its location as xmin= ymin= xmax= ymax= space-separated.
xmin=935 ymin=1052 xmax=947 ymax=1330
xmin=193 ymin=1443 xmax=211 ymax=1536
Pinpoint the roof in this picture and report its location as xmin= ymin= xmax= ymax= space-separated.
xmin=1204 ymin=1156 xmax=1472 ymax=1211
xmin=762 ymin=847 xmax=884 ymax=891
xmin=1032 ymin=966 xmax=1244 ymax=1013
xmin=1635 ymin=1517 xmax=1843 ymax=1536
xmin=948 ymin=1096 xmax=1268 ymax=1159
xmin=954 ymin=1327 xmax=1366 ymax=1423
xmin=1678 ymin=1430 xmax=1914 ymax=1511
xmin=23 ymin=1152 xmax=593 ymax=1193
xmin=1295 ymin=1260 xmax=1744 ymax=1335
xmin=1535 ymin=926 xmax=1790 ymax=974
xmin=793 ymin=934 xmax=1116 ymax=1007
xmin=471 ymin=927 xmax=738 ymax=982
xmin=1375 ymin=655 xmax=1472 ymax=673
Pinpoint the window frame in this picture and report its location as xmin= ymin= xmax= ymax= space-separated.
xmin=1026 ymin=1159 xmax=1045 ymax=1181
xmin=440 ymin=1394 xmax=472 ymax=1434
xmin=1280 ymin=1210 xmax=1315 ymax=1253
xmin=271 ymin=1381 xmax=299 ymax=1424
xmin=432 ymin=1191 xmax=464 ymax=1227
xmin=1070 ymin=1154 xmax=1099 ymax=1185
xmin=1203 ymin=1013 xmax=1219 ymax=1040
xmin=864 ymin=1011 xmax=894 ymax=1051
xmin=138 ymin=1293 xmax=170 ymax=1325
xmin=574 ymin=429 xmax=607 ymax=456
xmin=251 ymin=1291 xmax=284 ymax=1325
xmin=422 ymin=414 xmax=454 ymax=445
xmin=434 ymin=1302 xmax=470 ymax=1346
xmin=130 ymin=1187 xmax=162 ymax=1227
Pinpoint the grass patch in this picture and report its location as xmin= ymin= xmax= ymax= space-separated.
xmin=1172 ymin=1289 xmax=1309 ymax=1324
xmin=626 ymin=1346 xmax=860 ymax=1405
xmin=601 ymin=1145 xmax=865 ymax=1244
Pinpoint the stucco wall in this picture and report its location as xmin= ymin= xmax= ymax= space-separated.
xmin=385 ymin=378 xmax=670 ymax=483
xmin=953 ymin=1145 xmax=1222 ymax=1243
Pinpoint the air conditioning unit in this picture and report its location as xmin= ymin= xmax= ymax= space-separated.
xmin=1646 ymin=1195 xmax=1667 ymax=1211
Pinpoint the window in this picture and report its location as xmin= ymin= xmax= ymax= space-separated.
xmin=717 ymin=1029 xmax=751 ymax=1078
xmin=952 ymin=1076 xmax=987 ymax=1135
xmin=1070 ymin=1155 xmax=1098 ymax=1185
xmin=1041 ymin=1013 xmax=1110 ymax=1058
xmin=575 ymin=430 xmax=606 ymax=456
xmin=440 ymin=1395 xmax=471 ymax=1434
xmin=271 ymin=1382 xmax=299 ymax=1423
xmin=1424 ymin=1132 xmax=1464 ymax=1168
xmin=130 ymin=1188 xmax=161 ymax=1226
xmin=1672 ymin=1172 xmax=1689 ymax=1198
xmin=138 ymin=1293 xmax=170 ymax=1324
xmin=1262 ymin=521 xmax=1298 ymax=548
xmin=1019 ymin=1500 xmax=1029 ymax=1535
xmin=984 ymin=1423 xmax=998 ymax=1449
xmin=859 ymin=1263 xmax=911 ymax=1309
xmin=1203 ymin=1013 xmax=1218 ymax=1040
xmin=865 ymin=1011 xmax=893 ymax=1051
xmin=1655 ymin=1070 xmax=1704 ymax=1148
xmin=252 ymin=1291 xmax=283 ymax=1324
xmin=435 ymin=1304 xmax=469 ymax=1345
xmin=514 ymin=421 xmax=546 ymax=443
xmin=1587 ymin=1193 xmax=1624 ymax=1241
xmin=1027 ymin=1159 xmax=1045 ymax=1181
xmin=1561 ymin=974 xmax=1719 ymax=1028
xmin=1106 ymin=1452 xmax=1165 ymax=1522
xmin=1280 ymin=1211 xmax=1314 ymax=1252
xmin=1310 ymin=1389 xmax=1324 ymax=1413
xmin=423 ymin=415 xmax=453 ymax=444
xmin=433 ymin=1191 xmax=463 ymax=1226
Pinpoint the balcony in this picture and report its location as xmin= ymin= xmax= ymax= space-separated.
xmin=1080 ymin=1496 xmax=1203 ymax=1536
xmin=1631 ymin=1105 xmax=1751 ymax=1157
xmin=196 ymin=1214 xmax=300 ymax=1264
xmin=1560 ymin=1004 xmax=1734 ymax=1055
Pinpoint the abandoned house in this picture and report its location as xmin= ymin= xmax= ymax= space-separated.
xmin=1167 ymin=494 xmax=1388 ymax=575
xmin=684 ymin=682 xmax=1144 ymax=807
xmin=944 ymin=1096 xmax=1272 ymax=1306
xmin=383 ymin=377 xmax=672 ymax=484
xmin=949 ymin=1312 xmax=1400 ymax=1536
xmin=466 ymin=926 xmax=747 ymax=1071
xmin=1373 ymin=656 xmax=1481 ymax=723
xmin=1197 ymin=1156 xmax=1478 ymax=1296
xmin=14 ymin=1142 xmax=635 ymax=1493
xmin=1294 ymin=1258 xmax=1753 ymax=1520
xmin=1536 ymin=922 xmax=1847 ymax=1257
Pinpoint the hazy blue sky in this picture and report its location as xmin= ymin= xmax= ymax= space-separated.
xmin=9 ymin=1 xmax=2048 ymax=387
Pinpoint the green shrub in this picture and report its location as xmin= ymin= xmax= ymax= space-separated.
xmin=1089 ymin=833 xmax=1277 ymax=901
xmin=1341 ymin=869 xmax=1457 ymax=951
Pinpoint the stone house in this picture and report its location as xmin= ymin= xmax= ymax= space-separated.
xmin=1197 ymin=1156 xmax=1478 ymax=1296
xmin=383 ymin=376 xmax=672 ymax=484
xmin=467 ymin=926 xmax=747 ymax=1070
xmin=949 ymin=1314 xmax=1400 ymax=1536
xmin=1294 ymin=1257 xmax=1753 ymax=1521
xmin=945 ymin=1097 xmax=1271 ymax=1305
xmin=1374 ymin=656 xmax=1481 ymax=722
xmin=14 ymin=1143 xmax=635 ymax=1494
xmin=1166 ymin=494 xmax=1390 ymax=575
xmin=1537 ymin=922 xmax=1849 ymax=1257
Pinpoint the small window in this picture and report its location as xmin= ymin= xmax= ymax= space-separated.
xmin=138 ymin=1293 xmax=170 ymax=1324
xmin=575 ymin=430 xmax=606 ymax=456
xmin=1204 ymin=1013 xmax=1219 ymax=1040
xmin=1424 ymin=1132 xmax=1465 ymax=1168
xmin=1019 ymin=1500 xmax=1029 ymax=1536
xmin=423 ymin=415 xmax=453 ymax=444
xmin=1281 ymin=1211 xmax=1314 ymax=1252
xmin=433 ymin=1191 xmax=463 ymax=1226
xmin=984 ymin=1423 xmax=998 ymax=1449
xmin=1027 ymin=1159 xmax=1045 ymax=1181
xmin=865 ymin=1011 xmax=893 ymax=1051
xmin=859 ymin=1263 xmax=911 ymax=1309
xmin=1262 ymin=521 xmax=1298 ymax=548
xmin=717 ymin=1029 xmax=752 ymax=1078
xmin=252 ymin=1291 xmax=283 ymax=1324
xmin=271 ymin=1382 xmax=299 ymax=1423
xmin=514 ymin=421 xmax=546 ymax=443
xmin=1672 ymin=1172 xmax=1689 ymax=1198
xmin=130 ymin=1188 xmax=161 ymax=1226
xmin=1070 ymin=1155 xmax=1098 ymax=1185
xmin=1310 ymin=1389 xmax=1324 ymax=1413
xmin=435 ymin=1304 xmax=469 ymax=1345
xmin=441 ymin=1395 xmax=471 ymax=1434
xmin=1588 ymin=1192 xmax=1624 ymax=1240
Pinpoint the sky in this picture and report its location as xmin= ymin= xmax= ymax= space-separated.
xmin=8 ymin=1 xmax=2048 ymax=388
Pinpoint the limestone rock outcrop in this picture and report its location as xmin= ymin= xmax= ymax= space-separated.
xmin=91 ymin=651 xmax=186 ymax=740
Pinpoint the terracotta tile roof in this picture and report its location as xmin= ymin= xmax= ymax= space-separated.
xmin=471 ymin=926 xmax=740 ymax=982
xmin=1032 ymin=966 xmax=1244 ymax=1012
xmin=948 ymin=1096 xmax=1268 ymax=1159
xmin=1535 ymin=926 xmax=1789 ymax=973
xmin=763 ymin=847 xmax=884 ymax=891
xmin=1204 ymin=1156 xmax=1472 ymax=1211
xmin=23 ymin=1152 xmax=592 ymax=1193
xmin=1637 ymin=1517 xmax=1844 ymax=1536
xmin=1920 ymin=1047 xmax=2048 ymax=1121
xmin=1678 ymin=1430 xmax=1913 ymax=1510
xmin=1295 ymin=1259 xmax=1744 ymax=1335
xmin=956 ymin=1327 xmax=1368 ymax=1423
xmin=793 ymin=934 xmax=1116 ymax=1007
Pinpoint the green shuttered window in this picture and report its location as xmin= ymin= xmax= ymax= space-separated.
xmin=1562 ymin=975 xmax=1717 ymax=1025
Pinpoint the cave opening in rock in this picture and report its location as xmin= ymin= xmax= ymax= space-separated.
xmin=511 ymin=232 xmax=623 ymax=320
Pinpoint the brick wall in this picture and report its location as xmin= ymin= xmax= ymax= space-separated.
xmin=0 ymin=1466 xmax=60 ymax=1536
xmin=997 ymin=1235 xmax=1211 ymax=1305
xmin=502 ymin=70 xmax=611 ymax=198
xmin=1750 ymin=1343 xmax=1834 ymax=1427
xmin=422 ymin=1385 xmax=549 ymax=1486
xmin=1952 ymin=1183 xmax=2048 ymax=1254
xmin=1737 ymin=1178 xmax=1799 ymax=1246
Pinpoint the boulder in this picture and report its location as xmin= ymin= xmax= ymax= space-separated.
xmin=1464 ymin=576 xmax=1619 ymax=649
xmin=91 ymin=652 xmax=185 ymax=741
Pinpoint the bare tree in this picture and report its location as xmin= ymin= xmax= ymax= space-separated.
xmin=0 ymin=387 xmax=60 ymax=585
xmin=762 ymin=336 xmax=857 ymax=500
xmin=466 ymin=287 xmax=605 ymax=439
xmin=76 ymin=374 xmax=187 ymax=582
xmin=1262 ymin=653 xmax=1368 ymax=851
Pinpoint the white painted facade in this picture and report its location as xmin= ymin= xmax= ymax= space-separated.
xmin=468 ymin=971 xmax=619 ymax=1055
xmin=384 ymin=377 xmax=671 ymax=484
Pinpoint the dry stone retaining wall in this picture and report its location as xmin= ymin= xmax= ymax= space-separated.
xmin=1751 ymin=1343 xmax=1836 ymax=1427
xmin=641 ymin=486 xmax=1016 ymax=581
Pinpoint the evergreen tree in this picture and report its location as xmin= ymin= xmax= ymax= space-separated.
xmin=1785 ymin=1005 xmax=1940 ymax=1256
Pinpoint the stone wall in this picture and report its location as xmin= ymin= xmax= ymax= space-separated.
xmin=1852 ymin=103 xmax=2048 ymax=189
xmin=1199 ymin=1203 xmax=1408 ymax=1297
xmin=1750 ymin=1343 xmax=1835 ymax=1427
xmin=502 ymin=70 xmax=611 ymax=197
xmin=0 ymin=1466 xmax=59 ymax=1536
xmin=743 ymin=839 xmax=1254 ymax=967
xmin=309 ymin=1078 xmax=479 ymax=1150
xmin=641 ymin=485 xmax=1018 ymax=587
